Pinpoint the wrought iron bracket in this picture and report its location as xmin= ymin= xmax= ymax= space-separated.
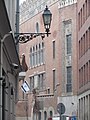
xmin=15 ymin=32 xmax=51 ymax=44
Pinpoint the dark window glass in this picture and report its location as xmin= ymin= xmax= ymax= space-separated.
xmin=53 ymin=41 xmax=55 ymax=59
xmin=36 ymin=22 xmax=39 ymax=33
xmin=53 ymin=70 xmax=56 ymax=90
xmin=66 ymin=34 xmax=72 ymax=54
xmin=67 ymin=66 xmax=72 ymax=83
xmin=66 ymin=66 xmax=72 ymax=92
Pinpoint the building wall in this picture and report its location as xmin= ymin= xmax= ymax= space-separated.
xmin=17 ymin=0 xmax=78 ymax=120
xmin=4 ymin=0 xmax=16 ymax=33
xmin=58 ymin=2 xmax=77 ymax=96
xmin=0 ymin=0 xmax=20 ymax=120
xmin=57 ymin=2 xmax=78 ymax=118
xmin=2 ymin=47 xmax=17 ymax=120
xmin=77 ymin=0 xmax=90 ymax=120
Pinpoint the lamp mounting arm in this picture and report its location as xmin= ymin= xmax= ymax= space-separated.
xmin=15 ymin=32 xmax=51 ymax=44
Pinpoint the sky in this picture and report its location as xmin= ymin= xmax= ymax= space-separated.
xmin=19 ymin=0 xmax=25 ymax=5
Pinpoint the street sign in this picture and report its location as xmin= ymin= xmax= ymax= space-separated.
xmin=57 ymin=103 xmax=65 ymax=115
xmin=21 ymin=81 xmax=30 ymax=93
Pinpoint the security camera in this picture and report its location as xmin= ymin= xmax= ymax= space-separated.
xmin=11 ymin=63 xmax=19 ymax=69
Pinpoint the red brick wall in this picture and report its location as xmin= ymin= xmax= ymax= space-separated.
xmin=77 ymin=0 xmax=90 ymax=94
xmin=17 ymin=1 xmax=78 ymax=118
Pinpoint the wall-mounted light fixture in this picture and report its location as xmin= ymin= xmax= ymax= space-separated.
xmin=15 ymin=6 xmax=52 ymax=44
xmin=42 ymin=5 xmax=52 ymax=36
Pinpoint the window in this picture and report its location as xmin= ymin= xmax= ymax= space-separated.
xmin=30 ymin=48 xmax=32 ymax=67
xmin=44 ymin=111 xmax=47 ymax=120
xmin=40 ymin=74 xmax=43 ymax=89
xmin=66 ymin=66 xmax=72 ymax=92
xmin=36 ymin=22 xmax=39 ymax=33
xmin=35 ymin=45 xmax=37 ymax=66
xmin=38 ymin=44 xmax=41 ymax=64
xmin=53 ymin=70 xmax=56 ymax=91
xmin=66 ymin=34 xmax=72 ymax=54
xmin=38 ymin=112 xmax=41 ymax=120
xmin=67 ymin=66 xmax=72 ymax=83
xmin=86 ymin=31 xmax=88 ymax=51
xmin=79 ymin=40 xmax=81 ymax=58
xmin=47 ymin=88 xmax=50 ymax=94
xmin=89 ymin=61 xmax=90 ymax=82
xmin=83 ymin=4 xmax=85 ymax=24
xmin=89 ymin=28 xmax=90 ymax=48
xmin=53 ymin=41 xmax=55 ymax=59
xmin=86 ymin=63 xmax=88 ymax=83
xmin=82 ymin=67 xmax=84 ymax=86
xmin=38 ymin=74 xmax=43 ymax=90
xmin=78 ymin=12 xmax=80 ymax=30
xmin=30 ymin=76 xmax=34 ymax=91
xmin=39 ymin=73 xmax=45 ymax=90
xmin=30 ymin=42 xmax=45 ymax=67
xmin=33 ymin=113 xmax=37 ymax=120
xmin=66 ymin=83 xmax=72 ymax=92
xmin=84 ymin=65 xmax=85 ymax=85
xmin=88 ymin=0 xmax=90 ymax=17
xmin=30 ymin=75 xmax=38 ymax=90
xmin=50 ymin=111 xmax=53 ymax=117
xmin=81 ymin=8 xmax=82 ymax=27
xmin=41 ymin=42 xmax=44 ymax=63
xmin=33 ymin=46 xmax=35 ymax=66
xmin=85 ymin=0 xmax=87 ymax=19
xmin=30 ymin=73 xmax=45 ymax=91
xmin=83 ymin=34 xmax=85 ymax=53
xmin=34 ymin=75 xmax=38 ymax=88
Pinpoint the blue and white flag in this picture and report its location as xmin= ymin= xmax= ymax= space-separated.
xmin=21 ymin=81 xmax=30 ymax=93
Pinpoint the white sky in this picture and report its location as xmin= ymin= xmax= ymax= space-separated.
xmin=19 ymin=0 xmax=26 ymax=5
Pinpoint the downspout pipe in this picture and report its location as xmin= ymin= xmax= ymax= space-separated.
xmin=15 ymin=0 xmax=19 ymax=51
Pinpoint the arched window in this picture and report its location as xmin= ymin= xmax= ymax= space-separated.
xmin=32 ymin=46 xmax=35 ymax=66
xmin=35 ymin=45 xmax=38 ymax=65
xmin=38 ymin=43 xmax=41 ymax=64
xmin=42 ymin=42 xmax=44 ymax=48
xmin=38 ymin=112 xmax=41 ymax=120
xmin=33 ymin=112 xmax=36 ymax=120
xmin=36 ymin=22 xmax=39 ymax=33
xmin=50 ymin=111 xmax=53 ymax=117
xmin=30 ymin=47 xmax=32 ymax=67
xmin=41 ymin=42 xmax=44 ymax=63
xmin=44 ymin=111 xmax=47 ymax=120
xmin=30 ymin=47 xmax=32 ymax=53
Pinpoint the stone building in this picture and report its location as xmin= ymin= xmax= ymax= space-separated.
xmin=16 ymin=0 xmax=78 ymax=120
xmin=77 ymin=0 xmax=90 ymax=120
xmin=0 ymin=0 xmax=21 ymax=120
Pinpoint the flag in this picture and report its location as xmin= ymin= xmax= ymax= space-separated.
xmin=21 ymin=81 xmax=30 ymax=93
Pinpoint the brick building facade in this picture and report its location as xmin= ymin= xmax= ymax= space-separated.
xmin=77 ymin=0 xmax=90 ymax=120
xmin=16 ymin=0 xmax=78 ymax=120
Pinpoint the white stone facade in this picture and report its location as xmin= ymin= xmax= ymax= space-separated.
xmin=20 ymin=0 xmax=77 ymax=24
xmin=57 ymin=95 xmax=78 ymax=117
xmin=20 ymin=0 xmax=58 ymax=24
xmin=58 ymin=0 xmax=77 ymax=9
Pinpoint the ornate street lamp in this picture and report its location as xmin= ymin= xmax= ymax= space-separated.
xmin=42 ymin=5 xmax=52 ymax=36
xmin=15 ymin=6 xmax=52 ymax=44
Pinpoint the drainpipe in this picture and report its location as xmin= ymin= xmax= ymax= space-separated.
xmin=15 ymin=0 xmax=19 ymax=51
